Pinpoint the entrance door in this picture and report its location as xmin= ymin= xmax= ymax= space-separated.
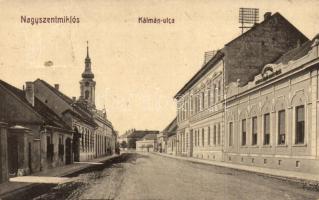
xmin=28 ymin=142 xmax=32 ymax=173
xmin=7 ymin=135 xmax=18 ymax=176
xmin=65 ymin=138 xmax=72 ymax=165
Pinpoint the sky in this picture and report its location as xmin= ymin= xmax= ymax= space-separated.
xmin=0 ymin=0 xmax=318 ymax=135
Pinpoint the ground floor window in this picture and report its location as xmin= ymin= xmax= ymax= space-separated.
xmin=264 ymin=113 xmax=270 ymax=145
xmin=242 ymin=119 xmax=246 ymax=146
xmin=278 ymin=110 xmax=286 ymax=144
xmin=295 ymin=105 xmax=305 ymax=144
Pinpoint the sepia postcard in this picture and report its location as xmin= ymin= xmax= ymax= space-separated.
xmin=1 ymin=0 xmax=319 ymax=199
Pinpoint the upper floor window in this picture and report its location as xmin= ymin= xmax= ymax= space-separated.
xmin=212 ymin=84 xmax=216 ymax=104
xmin=278 ymin=110 xmax=286 ymax=145
xmin=295 ymin=106 xmax=305 ymax=144
xmin=207 ymin=90 xmax=211 ymax=107
xmin=201 ymin=92 xmax=205 ymax=110
xmin=242 ymin=119 xmax=246 ymax=146
xmin=264 ymin=113 xmax=270 ymax=145
xmin=218 ymin=80 xmax=221 ymax=101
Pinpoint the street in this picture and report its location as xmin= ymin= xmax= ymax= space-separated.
xmin=8 ymin=153 xmax=319 ymax=200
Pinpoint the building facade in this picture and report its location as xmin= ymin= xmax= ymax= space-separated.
xmin=0 ymin=122 xmax=9 ymax=183
xmin=173 ymin=12 xmax=311 ymax=166
xmin=136 ymin=134 xmax=158 ymax=152
xmin=224 ymin=36 xmax=319 ymax=173
xmin=0 ymin=80 xmax=74 ymax=176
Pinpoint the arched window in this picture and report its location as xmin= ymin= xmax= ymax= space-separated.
xmin=85 ymin=90 xmax=90 ymax=99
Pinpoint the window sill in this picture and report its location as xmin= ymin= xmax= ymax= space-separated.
xmin=276 ymin=144 xmax=288 ymax=147
xmin=261 ymin=145 xmax=272 ymax=148
xmin=292 ymin=143 xmax=307 ymax=147
xmin=249 ymin=145 xmax=259 ymax=148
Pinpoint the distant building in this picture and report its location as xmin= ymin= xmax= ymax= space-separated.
xmin=136 ymin=133 xmax=158 ymax=152
xmin=158 ymin=117 xmax=177 ymax=153
xmin=122 ymin=129 xmax=159 ymax=149
xmin=0 ymin=80 xmax=74 ymax=177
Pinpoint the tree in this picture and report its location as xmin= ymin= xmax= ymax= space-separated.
xmin=128 ymin=138 xmax=137 ymax=149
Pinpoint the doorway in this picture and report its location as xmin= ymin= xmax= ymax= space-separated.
xmin=65 ymin=138 xmax=72 ymax=165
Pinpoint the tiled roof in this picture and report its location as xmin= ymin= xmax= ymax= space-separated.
xmin=0 ymin=80 xmax=71 ymax=130
xmin=127 ymin=130 xmax=159 ymax=139
xmin=141 ymin=133 xmax=158 ymax=140
xmin=162 ymin=117 xmax=177 ymax=137
xmin=174 ymin=12 xmax=309 ymax=100
xmin=36 ymin=79 xmax=97 ymax=127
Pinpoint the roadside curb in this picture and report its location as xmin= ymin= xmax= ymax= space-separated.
xmin=0 ymin=154 xmax=120 ymax=199
xmin=152 ymin=152 xmax=319 ymax=191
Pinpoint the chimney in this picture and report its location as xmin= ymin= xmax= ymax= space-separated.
xmin=264 ymin=12 xmax=272 ymax=21
xmin=203 ymin=51 xmax=217 ymax=66
xmin=72 ymin=96 xmax=76 ymax=102
xmin=54 ymin=84 xmax=59 ymax=90
xmin=25 ymin=82 xmax=34 ymax=107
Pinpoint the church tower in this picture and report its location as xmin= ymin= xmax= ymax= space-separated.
xmin=79 ymin=41 xmax=96 ymax=109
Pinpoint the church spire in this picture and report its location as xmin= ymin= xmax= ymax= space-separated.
xmin=86 ymin=41 xmax=89 ymax=58
xmin=82 ymin=41 xmax=94 ymax=79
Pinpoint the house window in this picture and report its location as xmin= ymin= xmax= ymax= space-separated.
xmin=207 ymin=90 xmax=211 ymax=107
xmin=46 ymin=135 xmax=54 ymax=162
xmin=218 ymin=80 xmax=221 ymax=101
xmin=252 ymin=117 xmax=257 ymax=145
xmin=201 ymin=92 xmax=205 ymax=110
xmin=278 ymin=110 xmax=286 ymax=144
xmin=212 ymin=84 xmax=216 ymax=104
xmin=242 ymin=119 xmax=246 ymax=146
xmin=194 ymin=130 xmax=197 ymax=146
xmin=213 ymin=125 xmax=217 ymax=145
xmin=217 ymin=123 xmax=221 ymax=145
xmin=229 ymin=122 xmax=233 ymax=146
xmin=295 ymin=106 xmax=305 ymax=144
xmin=264 ymin=113 xmax=270 ymax=145
xmin=202 ymin=128 xmax=205 ymax=146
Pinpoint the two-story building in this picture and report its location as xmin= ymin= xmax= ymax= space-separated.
xmin=174 ymin=12 xmax=308 ymax=161
xmin=224 ymin=35 xmax=319 ymax=173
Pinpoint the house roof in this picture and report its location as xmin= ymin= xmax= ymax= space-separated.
xmin=225 ymin=12 xmax=308 ymax=47
xmin=127 ymin=130 xmax=159 ymax=139
xmin=162 ymin=117 xmax=177 ymax=137
xmin=36 ymin=79 xmax=97 ymax=127
xmin=174 ymin=50 xmax=224 ymax=99
xmin=174 ymin=12 xmax=309 ymax=100
xmin=0 ymin=80 xmax=72 ymax=131
xmin=141 ymin=133 xmax=158 ymax=140
xmin=274 ymin=34 xmax=319 ymax=64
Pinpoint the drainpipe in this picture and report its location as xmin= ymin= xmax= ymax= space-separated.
xmin=222 ymin=57 xmax=226 ymax=162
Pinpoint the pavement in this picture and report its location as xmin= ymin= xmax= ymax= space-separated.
xmin=154 ymin=152 xmax=319 ymax=185
xmin=0 ymin=154 xmax=119 ymax=198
